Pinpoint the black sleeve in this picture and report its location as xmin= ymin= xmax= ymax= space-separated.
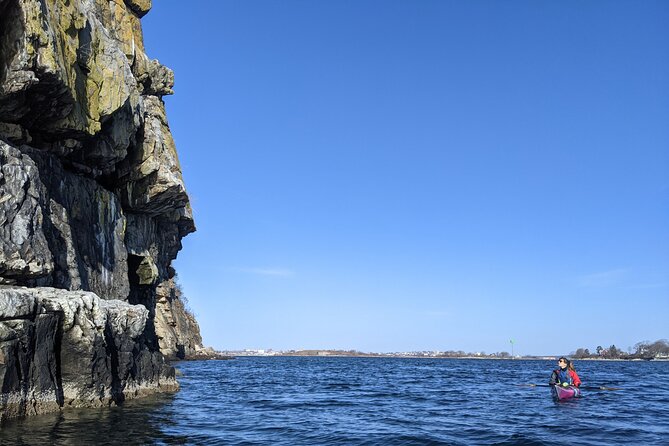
xmin=549 ymin=370 xmax=558 ymax=385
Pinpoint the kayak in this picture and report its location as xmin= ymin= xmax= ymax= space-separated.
xmin=552 ymin=385 xmax=581 ymax=400
xmin=552 ymin=384 xmax=581 ymax=400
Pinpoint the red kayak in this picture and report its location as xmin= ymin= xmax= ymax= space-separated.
xmin=552 ymin=384 xmax=581 ymax=400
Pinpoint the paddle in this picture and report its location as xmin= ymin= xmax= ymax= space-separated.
xmin=519 ymin=383 xmax=623 ymax=391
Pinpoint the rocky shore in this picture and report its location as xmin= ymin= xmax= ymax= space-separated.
xmin=0 ymin=0 xmax=209 ymax=421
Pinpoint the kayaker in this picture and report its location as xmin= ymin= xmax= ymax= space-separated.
xmin=549 ymin=357 xmax=581 ymax=387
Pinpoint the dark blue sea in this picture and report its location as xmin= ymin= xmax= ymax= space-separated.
xmin=2 ymin=357 xmax=668 ymax=445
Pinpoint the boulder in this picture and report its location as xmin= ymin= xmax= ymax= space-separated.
xmin=0 ymin=286 xmax=178 ymax=421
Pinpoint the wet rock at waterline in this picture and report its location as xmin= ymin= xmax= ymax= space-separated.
xmin=0 ymin=286 xmax=177 ymax=421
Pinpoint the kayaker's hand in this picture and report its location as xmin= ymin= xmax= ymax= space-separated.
xmin=561 ymin=382 xmax=569 ymax=387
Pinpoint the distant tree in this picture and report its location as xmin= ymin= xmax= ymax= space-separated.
xmin=626 ymin=340 xmax=669 ymax=358
xmin=596 ymin=345 xmax=603 ymax=356
xmin=608 ymin=345 xmax=620 ymax=358
xmin=498 ymin=351 xmax=510 ymax=358
xmin=648 ymin=339 xmax=669 ymax=356
xmin=574 ymin=348 xmax=589 ymax=358
xmin=634 ymin=341 xmax=650 ymax=356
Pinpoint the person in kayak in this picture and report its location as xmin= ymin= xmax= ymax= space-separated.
xmin=549 ymin=357 xmax=581 ymax=387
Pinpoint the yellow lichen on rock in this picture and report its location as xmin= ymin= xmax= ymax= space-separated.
xmin=8 ymin=0 xmax=140 ymax=140
xmin=108 ymin=0 xmax=138 ymax=62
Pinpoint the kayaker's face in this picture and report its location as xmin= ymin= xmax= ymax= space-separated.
xmin=558 ymin=359 xmax=567 ymax=369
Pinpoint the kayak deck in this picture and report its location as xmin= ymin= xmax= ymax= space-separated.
xmin=552 ymin=385 xmax=581 ymax=400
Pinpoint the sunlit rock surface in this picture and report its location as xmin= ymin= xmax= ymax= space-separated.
xmin=0 ymin=286 xmax=177 ymax=420
xmin=0 ymin=0 xmax=206 ymax=420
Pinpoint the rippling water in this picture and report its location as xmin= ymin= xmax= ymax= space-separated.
xmin=2 ymin=358 xmax=668 ymax=445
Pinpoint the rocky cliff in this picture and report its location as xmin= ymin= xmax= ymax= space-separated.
xmin=0 ymin=0 xmax=205 ymax=420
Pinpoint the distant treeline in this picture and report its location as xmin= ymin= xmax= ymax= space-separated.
xmin=572 ymin=339 xmax=669 ymax=359
xmin=282 ymin=349 xmax=516 ymax=358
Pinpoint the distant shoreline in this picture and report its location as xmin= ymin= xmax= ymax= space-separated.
xmin=214 ymin=351 xmax=668 ymax=361
xmin=271 ymin=356 xmax=668 ymax=361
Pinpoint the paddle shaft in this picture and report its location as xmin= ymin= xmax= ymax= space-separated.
xmin=521 ymin=383 xmax=622 ymax=391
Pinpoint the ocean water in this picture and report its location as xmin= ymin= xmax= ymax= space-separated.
xmin=2 ymin=357 xmax=668 ymax=445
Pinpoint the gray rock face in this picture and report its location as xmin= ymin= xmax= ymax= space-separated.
xmin=0 ymin=144 xmax=53 ymax=282
xmin=0 ymin=286 xmax=177 ymax=421
xmin=0 ymin=0 xmax=207 ymax=421
xmin=0 ymin=140 xmax=129 ymax=300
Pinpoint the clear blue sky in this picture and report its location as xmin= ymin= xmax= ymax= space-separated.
xmin=142 ymin=1 xmax=668 ymax=356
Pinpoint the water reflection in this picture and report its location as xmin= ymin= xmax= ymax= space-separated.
xmin=1 ymin=393 xmax=177 ymax=445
